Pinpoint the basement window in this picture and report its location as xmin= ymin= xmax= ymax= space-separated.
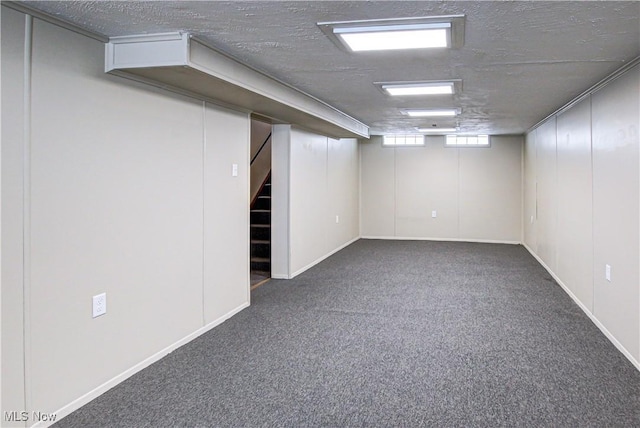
xmin=383 ymin=134 xmax=425 ymax=146
xmin=445 ymin=135 xmax=490 ymax=147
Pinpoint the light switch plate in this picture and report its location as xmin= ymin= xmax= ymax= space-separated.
xmin=232 ymin=163 xmax=238 ymax=177
xmin=605 ymin=264 xmax=611 ymax=282
xmin=431 ymin=210 xmax=437 ymax=218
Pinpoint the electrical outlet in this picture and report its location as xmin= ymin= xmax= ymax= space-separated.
xmin=93 ymin=293 xmax=107 ymax=318
xmin=605 ymin=264 xmax=611 ymax=282
xmin=432 ymin=210 xmax=437 ymax=218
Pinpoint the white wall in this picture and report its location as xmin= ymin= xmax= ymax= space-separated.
xmin=524 ymin=64 xmax=640 ymax=368
xmin=2 ymin=6 xmax=27 ymax=421
xmin=272 ymin=126 xmax=359 ymax=278
xmin=360 ymin=135 xmax=522 ymax=243
xmin=2 ymin=9 xmax=250 ymax=425
xmin=204 ymin=105 xmax=250 ymax=324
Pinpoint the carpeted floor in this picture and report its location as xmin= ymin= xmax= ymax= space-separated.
xmin=54 ymin=240 xmax=640 ymax=427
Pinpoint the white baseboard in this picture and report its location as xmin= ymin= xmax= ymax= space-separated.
xmin=522 ymin=243 xmax=640 ymax=372
xmin=36 ymin=301 xmax=250 ymax=428
xmin=289 ymin=236 xmax=360 ymax=279
xmin=361 ymin=235 xmax=521 ymax=245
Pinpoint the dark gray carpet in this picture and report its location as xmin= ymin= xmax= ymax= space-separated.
xmin=54 ymin=240 xmax=640 ymax=427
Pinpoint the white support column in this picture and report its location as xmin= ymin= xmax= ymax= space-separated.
xmin=270 ymin=125 xmax=291 ymax=279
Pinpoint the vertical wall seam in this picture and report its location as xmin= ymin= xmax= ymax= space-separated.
xmin=0 ymin=5 xmax=3 ymax=415
xmin=393 ymin=146 xmax=397 ymax=237
xmin=521 ymin=135 xmax=525 ymax=244
xmin=246 ymin=114 xmax=251 ymax=303
xmin=457 ymin=146 xmax=460 ymax=239
xmin=201 ymin=101 xmax=206 ymax=326
xmin=325 ymin=137 xmax=329 ymax=255
xmin=590 ymin=95 xmax=596 ymax=316
xmin=22 ymin=13 xmax=33 ymax=415
xmin=554 ymin=117 xmax=559 ymax=271
xmin=533 ymin=128 xmax=540 ymax=222
xmin=358 ymin=141 xmax=362 ymax=237
xmin=286 ymin=128 xmax=291 ymax=278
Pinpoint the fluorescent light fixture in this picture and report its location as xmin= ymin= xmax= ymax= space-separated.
xmin=379 ymin=81 xmax=456 ymax=96
xmin=335 ymin=23 xmax=449 ymax=51
xmin=418 ymin=127 xmax=457 ymax=133
xmin=318 ymin=15 xmax=465 ymax=53
xmin=403 ymin=109 xmax=459 ymax=117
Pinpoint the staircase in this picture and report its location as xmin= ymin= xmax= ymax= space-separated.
xmin=250 ymin=175 xmax=271 ymax=284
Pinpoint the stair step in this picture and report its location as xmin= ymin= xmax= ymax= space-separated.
xmin=250 ymin=224 xmax=270 ymax=240
xmin=250 ymin=257 xmax=271 ymax=272
xmin=251 ymin=210 xmax=270 ymax=224
xmin=253 ymin=195 xmax=271 ymax=210
xmin=251 ymin=239 xmax=270 ymax=245
xmin=251 ymin=240 xmax=270 ymax=258
xmin=251 ymin=175 xmax=271 ymax=273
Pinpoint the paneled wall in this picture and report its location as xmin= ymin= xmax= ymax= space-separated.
xmin=2 ymin=9 xmax=250 ymax=424
xmin=272 ymin=127 xmax=359 ymax=278
xmin=360 ymin=135 xmax=522 ymax=243
xmin=524 ymin=64 xmax=640 ymax=367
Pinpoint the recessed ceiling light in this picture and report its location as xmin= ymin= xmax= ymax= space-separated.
xmin=417 ymin=127 xmax=457 ymax=133
xmin=318 ymin=15 xmax=465 ymax=53
xmin=378 ymin=81 xmax=457 ymax=96
xmin=334 ymin=23 xmax=449 ymax=51
xmin=403 ymin=109 xmax=459 ymax=117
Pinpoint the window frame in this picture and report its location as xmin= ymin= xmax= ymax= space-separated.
xmin=445 ymin=134 xmax=491 ymax=147
xmin=382 ymin=134 xmax=426 ymax=147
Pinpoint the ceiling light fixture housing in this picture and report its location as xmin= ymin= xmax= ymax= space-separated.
xmin=318 ymin=15 xmax=465 ymax=53
xmin=403 ymin=109 xmax=460 ymax=117
xmin=377 ymin=80 xmax=461 ymax=96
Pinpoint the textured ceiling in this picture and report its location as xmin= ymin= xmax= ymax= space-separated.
xmin=21 ymin=1 xmax=640 ymax=135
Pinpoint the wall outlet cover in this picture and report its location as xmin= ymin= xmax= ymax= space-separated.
xmin=93 ymin=293 xmax=107 ymax=318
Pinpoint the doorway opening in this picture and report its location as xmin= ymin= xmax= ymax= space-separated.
xmin=250 ymin=117 xmax=272 ymax=289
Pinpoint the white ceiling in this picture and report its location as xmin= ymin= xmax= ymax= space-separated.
xmin=21 ymin=1 xmax=640 ymax=135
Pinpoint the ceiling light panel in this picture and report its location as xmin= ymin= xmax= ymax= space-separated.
xmin=318 ymin=15 xmax=465 ymax=53
xmin=377 ymin=80 xmax=460 ymax=96
xmin=335 ymin=23 xmax=449 ymax=51
xmin=403 ymin=109 xmax=460 ymax=117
